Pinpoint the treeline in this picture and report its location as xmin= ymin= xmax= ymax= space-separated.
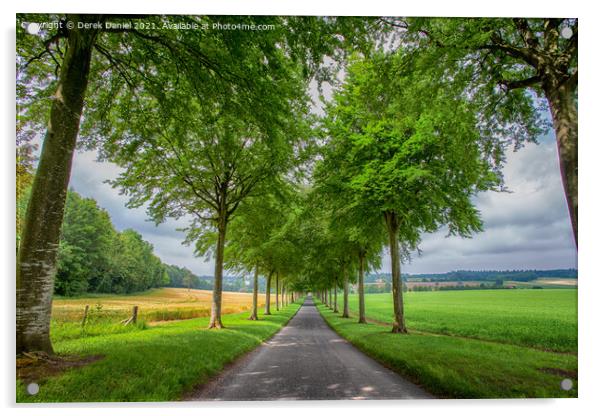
xmin=18 ymin=188 xmax=169 ymax=296
xmin=56 ymin=191 xmax=169 ymax=295
xmin=365 ymin=269 xmax=577 ymax=284
xmin=165 ymin=264 xmax=267 ymax=293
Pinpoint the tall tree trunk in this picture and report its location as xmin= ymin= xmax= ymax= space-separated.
xmin=384 ymin=211 xmax=407 ymax=333
xmin=358 ymin=249 xmax=367 ymax=324
xmin=275 ymin=272 xmax=279 ymax=311
xmin=328 ymin=287 xmax=332 ymax=308
xmin=342 ymin=264 xmax=350 ymax=318
xmin=16 ymin=16 xmax=100 ymax=354
xmin=209 ymin=215 xmax=227 ymax=329
xmin=248 ymin=264 xmax=259 ymax=320
xmin=264 ymin=270 xmax=273 ymax=315
xmin=333 ymin=278 xmax=339 ymax=313
xmin=544 ymin=78 xmax=578 ymax=246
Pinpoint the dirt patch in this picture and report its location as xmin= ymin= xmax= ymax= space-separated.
xmin=17 ymin=352 xmax=104 ymax=384
xmin=538 ymin=367 xmax=577 ymax=379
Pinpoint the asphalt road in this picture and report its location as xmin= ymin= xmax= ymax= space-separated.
xmin=193 ymin=295 xmax=433 ymax=401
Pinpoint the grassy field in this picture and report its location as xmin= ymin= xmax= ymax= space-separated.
xmin=17 ymin=299 xmax=303 ymax=402
xmin=347 ymin=289 xmax=577 ymax=352
xmin=50 ymin=288 xmax=274 ymax=342
xmin=317 ymin=303 xmax=577 ymax=398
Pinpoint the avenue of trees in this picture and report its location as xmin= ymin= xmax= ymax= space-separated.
xmin=16 ymin=15 xmax=577 ymax=354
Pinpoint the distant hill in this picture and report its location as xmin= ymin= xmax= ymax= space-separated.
xmin=165 ymin=264 xmax=265 ymax=293
xmin=366 ymin=269 xmax=577 ymax=284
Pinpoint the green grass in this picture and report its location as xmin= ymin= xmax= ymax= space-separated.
xmin=317 ymin=303 xmax=577 ymax=398
xmin=347 ymin=289 xmax=577 ymax=352
xmin=17 ymin=300 xmax=303 ymax=402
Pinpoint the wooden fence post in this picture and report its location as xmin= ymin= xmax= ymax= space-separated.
xmin=81 ymin=305 xmax=89 ymax=327
xmin=122 ymin=305 xmax=139 ymax=326
xmin=131 ymin=305 xmax=138 ymax=324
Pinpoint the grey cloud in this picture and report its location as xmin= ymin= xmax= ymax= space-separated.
xmin=68 ymin=150 xmax=215 ymax=276
xmin=398 ymin=137 xmax=576 ymax=274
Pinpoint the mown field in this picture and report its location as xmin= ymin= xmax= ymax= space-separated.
xmin=318 ymin=289 xmax=577 ymax=398
xmin=18 ymin=298 xmax=303 ymax=402
xmin=348 ymin=289 xmax=577 ymax=352
xmin=50 ymin=288 xmax=272 ymax=342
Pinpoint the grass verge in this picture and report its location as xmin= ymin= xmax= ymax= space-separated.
xmin=316 ymin=303 xmax=577 ymax=399
xmin=17 ymin=300 xmax=303 ymax=402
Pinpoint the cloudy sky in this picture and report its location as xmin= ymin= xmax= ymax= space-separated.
xmin=63 ymin=119 xmax=576 ymax=277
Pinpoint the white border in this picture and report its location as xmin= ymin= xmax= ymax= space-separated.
xmin=3 ymin=1 xmax=601 ymax=415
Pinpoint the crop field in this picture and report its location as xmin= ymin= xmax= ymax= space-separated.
xmin=347 ymin=289 xmax=577 ymax=352
xmin=50 ymin=288 xmax=273 ymax=342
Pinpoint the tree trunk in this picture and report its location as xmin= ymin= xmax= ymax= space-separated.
xmin=384 ymin=211 xmax=408 ymax=333
xmin=275 ymin=272 xmax=280 ymax=311
xmin=358 ymin=249 xmax=367 ymax=323
xmin=208 ymin=216 xmax=227 ymax=329
xmin=265 ymin=270 xmax=273 ymax=315
xmin=328 ymin=287 xmax=332 ymax=309
xmin=16 ymin=16 xmax=100 ymax=354
xmin=342 ymin=264 xmax=350 ymax=318
xmin=333 ymin=278 xmax=339 ymax=313
xmin=248 ymin=265 xmax=259 ymax=320
xmin=544 ymin=78 xmax=578 ymax=246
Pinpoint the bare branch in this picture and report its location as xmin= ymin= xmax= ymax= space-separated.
xmin=23 ymin=31 xmax=65 ymax=72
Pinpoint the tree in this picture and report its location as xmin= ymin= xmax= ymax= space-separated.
xmin=223 ymin=184 xmax=297 ymax=320
xmin=16 ymin=14 xmax=103 ymax=354
xmin=183 ymin=271 xmax=198 ymax=292
xmin=54 ymin=191 xmax=116 ymax=296
xmin=323 ymin=53 xmax=499 ymax=332
xmin=313 ymin=140 xmax=387 ymax=322
xmin=381 ymin=17 xmax=577 ymax=244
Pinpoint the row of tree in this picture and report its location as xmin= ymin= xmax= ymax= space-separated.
xmin=297 ymin=17 xmax=577 ymax=332
xmin=16 ymin=15 xmax=577 ymax=354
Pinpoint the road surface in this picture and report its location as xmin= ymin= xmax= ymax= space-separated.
xmin=192 ymin=295 xmax=433 ymax=401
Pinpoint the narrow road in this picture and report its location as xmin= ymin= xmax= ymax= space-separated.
xmin=193 ymin=295 xmax=433 ymax=401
